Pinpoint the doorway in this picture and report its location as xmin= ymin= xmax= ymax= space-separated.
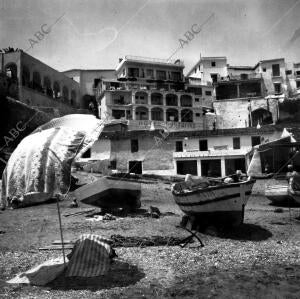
xmin=201 ymin=159 xmax=221 ymax=177
xmin=128 ymin=161 xmax=142 ymax=174
xmin=176 ymin=160 xmax=197 ymax=175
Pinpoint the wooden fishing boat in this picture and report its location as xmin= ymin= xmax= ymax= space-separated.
xmin=172 ymin=178 xmax=256 ymax=227
xmin=74 ymin=176 xmax=141 ymax=210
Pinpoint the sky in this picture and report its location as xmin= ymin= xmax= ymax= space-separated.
xmin=1 ymin=0 xmax=300 ymax=74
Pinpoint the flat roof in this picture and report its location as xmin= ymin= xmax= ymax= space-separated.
xmin=116 ymin=55 xmax=185 ymax=71
xmin=63 ymin=69 xmax=115 ymax=73
xmin=200 ymin=56 xmax=227 ymax=60
xmin=228 ymin=66 xmax=254 ymax=70
xmin=100 ymin=125 xmax=280 ymax=139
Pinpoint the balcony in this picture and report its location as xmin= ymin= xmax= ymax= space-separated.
xmin=124 ymin=55 xmax=184 ymax=67
xmin=173 ymin=148 xmax=250 ymax=158
xmin=271 ymin=72 xmax=283 ymax=78
xmin=188 ymin=78 xmax=202 ymax=85
xmin=221 ymin=73 xmax=262 ymax=82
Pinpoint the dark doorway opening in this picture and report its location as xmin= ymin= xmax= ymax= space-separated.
xmin=225 ymin=158 xmax=246 ymax=176
xmin=129 ymin=161 xmax=142 ymax=174
xmin=176 ymin=160 xmax=197 ymax=175
xmin=201 ymin=159 xmax=221 ymax=177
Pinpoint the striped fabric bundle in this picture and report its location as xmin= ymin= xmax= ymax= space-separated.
xmin=1 ymin=127 xmax=86 ymax=208
xmin=65 ymin=234 xmax=114 ymax=277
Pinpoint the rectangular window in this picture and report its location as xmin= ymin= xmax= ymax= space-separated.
xmin=157 ymin=70 xmax=167 ymax=80
xmin=93 ymin=78 xmax=100 ymax=88
xmin=175 ymin=141 xmax=183 ymax=152
xmin=128 ymin=68 xmax=139 ymax=77
xmin=297 ymin=81 xmax=300 ymax=88
xmin=195 ymin=98 xmax=200 ymax=102
xmin=274 ymin=83 xmax=281 ymax=94
xmin=205 ymin=90 xmax=212 ymax=96
xmin=233 ymin=137 xmax=240 ymax=149
xmin=251 ymin=136 xmax=261 ymax=147
xmin=211 ymin=74 xmax=218 ymax=83
xmin=131 ymin=139 xmax=139 ymax=153
xmin=296 ymin=71 xmax=300 ymax=76
xmin=146 ymin=69 xmax=154 ymax=78
xmin=171 ymin=71 xmax=181 ymax=81
xmin=286 ymin=70 xmax=292 ymax=75
xmin=109 ymin=160 xmax=117 ymax=169
xmin=196 ymin=113 xmax=200 ymax=117
xmin=272 ymin=64 xmax=280 ymax=76
xmin=199 ymin=139 xmax=208 ymax=151
xmin=211 ymin=61 xmax=216 ymax=67
xmin=263 ymin=68 xmax=266 ymax=72
xmin=187 ymin=87 xmax=202 ymax=95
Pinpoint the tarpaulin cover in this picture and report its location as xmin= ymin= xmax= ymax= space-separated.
xmin=1 ymin=127 xmax=86 ymax=208
xmin=65 ymin=234 xmax=113 ymax=277
xmin=32 ymin=114 xmax=105 ymax=158
xmin=1 ymin=114 xmax=106 ymax=208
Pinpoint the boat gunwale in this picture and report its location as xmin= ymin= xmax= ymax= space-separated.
xmin=172 ymin=179 xmax=256 ymax=197
xmin=175 ymin=190 xmax=252 ymax=207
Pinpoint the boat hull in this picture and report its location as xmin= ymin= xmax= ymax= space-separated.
xmin=74 ymin=176 xmax=141 ymax=210
xmin=288 ymin=183 xmax=300 ymax=204
xmin=265 ymin=185 xmax=294 ymax=204
xmin=172 ymin=180 xmax=255 ymax=227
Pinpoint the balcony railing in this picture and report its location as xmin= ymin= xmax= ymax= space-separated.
xmin=124 ymin=55 xmax=184 ymax=66
xmin=221 ymin=73 xmax=262 ymax=81
xmin=188 ymin=78 xmax=202 ymax=85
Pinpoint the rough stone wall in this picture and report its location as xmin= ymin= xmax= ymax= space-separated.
xmin=213 ymin=98 xmax=278 ymax=129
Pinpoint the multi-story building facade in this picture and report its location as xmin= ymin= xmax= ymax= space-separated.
xmin=63 ymin=68 xmax=115 ymax=109
xmin=0 ymin=50 xmax=85 ymax=116
xmin=96 ymin=56 xmax=216 ymax=132
xmin=186 ymin=56 xmax=228 ymax=85
xmin=186 ymin=56 xmax=300 ymax=130
xmin=89 ymin=122 xmax=283 ymax=176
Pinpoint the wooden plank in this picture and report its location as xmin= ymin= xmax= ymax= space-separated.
xmin=52 ymin=240 xmax=74 ymax=245
xmin=63 ymin=208 xmax=95 ymax=217
xmin=39 ymin=245 xmax=74 ymax=251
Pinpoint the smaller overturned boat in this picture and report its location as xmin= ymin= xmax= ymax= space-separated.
xmin=265 ymin=179 xmax=294 ymax=205
xmin=74 ymin=176 xmax=141 ymax=210
xmin=172 ymin=176 xmax=256 ymax=227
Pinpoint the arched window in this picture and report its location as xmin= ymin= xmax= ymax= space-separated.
xmin=181 ymin=109 xmax=193 ymax=122
xmin=166 ymin=108 xmax=178 ymax=122
xmin=166 ymin=94 xmax=178 ymax=106
xmin=71 ymin=90 xmax=77 ymax=105
xmin=251 ymin=108 xmax=273 ymax=127
xmin=5 ymin=63 xmax=18 ymax=79
xmin=151 ymin=93 xmax=163 ymax=105
xmin=180 ymin=95 xmax=193 ymax=107
xmin=135 ymin=91 xmax=148 ymax=105
xmin=32 ymin=71 xmax=42 ymax=92
xmin=43 ymin=76 xmax=52 ymax=97
xmin=151 ymin=107 xmax=163 ymax=121
xmin=62 ymin=86 xmax=69 ymax=102
xmin=135 ymin=106 xmax=149 ymax=120
xmin=53 ymin=81 xmax=60 ymax=99
xmin=22 ymin=65 xmax=30 ymax=87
